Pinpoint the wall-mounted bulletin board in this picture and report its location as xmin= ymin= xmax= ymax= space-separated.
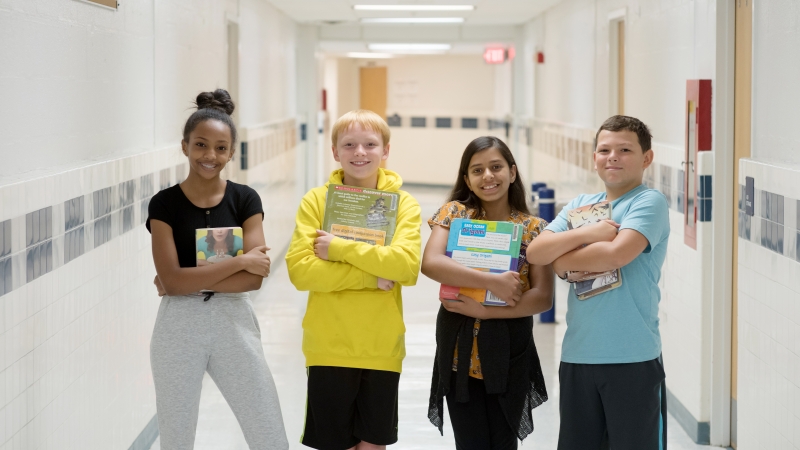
xmin=83 ymin=0 xmax=117 ymax=9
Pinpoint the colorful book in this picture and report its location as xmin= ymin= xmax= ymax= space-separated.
xmin=195 ymin=227 xmax=244 ymax=265
xmin=322 ymin=184 xmax=400 ymax=246
xmin=565 ymin=201 xmax=622 ymax=300
xmin=439 ymin=219 xmax=523 ymax=307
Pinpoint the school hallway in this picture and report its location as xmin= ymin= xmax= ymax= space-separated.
xmin=146 ymin=186 xmax=714 ymax=450
xmin=3 ymin=0 xmax=799 ymax=449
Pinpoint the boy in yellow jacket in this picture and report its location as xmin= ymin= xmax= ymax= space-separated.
xmin=285 ymin=110 xmax=422 ymax=450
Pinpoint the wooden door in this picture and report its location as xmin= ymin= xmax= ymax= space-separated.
xmin=360 ymin=67 xmax=387 ymax=119
xmin=359 ymin=66 xmax=388 ymax=168
xmin=731 ymin=1 xmax=753 ymax=447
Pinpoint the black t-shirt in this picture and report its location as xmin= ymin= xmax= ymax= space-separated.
xmin=146 ymin=181 xmax=264 ymax=268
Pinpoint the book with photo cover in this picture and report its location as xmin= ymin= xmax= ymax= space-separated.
xmin=565 ymin=201 xmax=622 ymax=300
xmin=196 ymin=227 xmax=244 ymax=265
xmin=438 ymin=219 xmax=523 ymax=307
xmin=322 ymin=184 xmax=400 ymax=246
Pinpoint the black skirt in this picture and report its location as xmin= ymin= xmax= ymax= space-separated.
xmin=428 ymin=305 xmax=548 ymax=441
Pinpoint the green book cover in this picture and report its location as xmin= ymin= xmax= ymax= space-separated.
xmin=322 ymin=184 xmax=400 ymax=246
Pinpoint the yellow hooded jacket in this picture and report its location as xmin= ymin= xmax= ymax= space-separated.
xmin=285 ymin=169 xmax=422 ymax=373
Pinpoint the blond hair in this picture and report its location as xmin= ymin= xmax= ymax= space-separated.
xmin=331 ymin=110 xmax=391 ymax=147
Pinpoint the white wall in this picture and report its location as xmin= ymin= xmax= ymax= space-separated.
xmin=735 ymin=2 xmax=800 ymax=447
xmin=238 ymin=0 xmax=297 ymax=127
xmin=736 ymin=160 xmax=800 ymax=450
xmin=0 ymin=1 xmax=300 ymax=449
xmin=384 ymin=55 xmax=496 ymax=116
xmin=0 ymin=1 xmax=156 ymax=182
xmin=524 ymin=0 xmax=726 ymax=443
xmin=751 ymin=1 xmax=800 ymax=166
xmin=534 ymin=0 xmax=596 ymax=127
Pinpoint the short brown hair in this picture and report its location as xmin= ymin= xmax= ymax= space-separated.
xmin=331 ymin=110 xmax=391 ymax=147
xmin=595 ymin=115 xmax=652 ymax=152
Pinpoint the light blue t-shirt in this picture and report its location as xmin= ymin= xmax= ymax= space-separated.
xmin=545 ymin=184 xmax=669 ymax=364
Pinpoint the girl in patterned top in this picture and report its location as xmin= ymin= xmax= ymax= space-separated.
xmin=421 ymin=136 xmax=553 ymax=449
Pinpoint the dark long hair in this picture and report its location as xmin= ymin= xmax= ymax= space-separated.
xmin=447 ymin=136 xmax=530 ymax=217
xmin=206 ymin=229 xmax=234 ymax=252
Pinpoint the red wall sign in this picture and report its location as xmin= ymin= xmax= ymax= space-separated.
xmin=483 ymin=47 xmax=507 ymax=64
xmin=683 ymin=79 xmax=712 ymax=249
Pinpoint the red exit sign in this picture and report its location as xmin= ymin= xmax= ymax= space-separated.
xmin=483 ymin=47 xmax=507 ymax=64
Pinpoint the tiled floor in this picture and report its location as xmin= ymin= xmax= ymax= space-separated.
xmin=150 ymin=186 xmax=715 ymax=450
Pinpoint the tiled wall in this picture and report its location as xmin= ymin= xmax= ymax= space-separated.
xmin=737 ymin=159 xmax=800 ymax=450
xmin=386 ymin=113 xmax=510 ymax=132
xmin=0 ymin=119 xmax=301 ymax=450
xmin=528 ymin=119 xmax=715 ymax=434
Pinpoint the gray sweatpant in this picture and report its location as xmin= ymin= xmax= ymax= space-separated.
xmin=150 ymin=292 xmax=288 ymax=450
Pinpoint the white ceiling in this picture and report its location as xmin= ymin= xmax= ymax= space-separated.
xmin=265 ymin=0 xmax=562 ymax=26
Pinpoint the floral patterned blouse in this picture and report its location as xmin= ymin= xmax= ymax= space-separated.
xmin=428 ymin=201 xmax=548 ymax=379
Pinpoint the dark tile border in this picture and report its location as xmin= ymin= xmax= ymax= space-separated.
xmin=666 ymin=388 xmax=710 ymax=445
xmin=128 ymin=414 xmax=158 ymax=450
xmin=739 ymin=184 xmax=799 ymax=262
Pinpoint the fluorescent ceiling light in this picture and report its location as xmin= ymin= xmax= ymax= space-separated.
xmin=346 ymin=52 xmax=394 ymax=59
xmin=353 ymin=5 xmax=475 ymax=11
xmin=368 ymin=43 xmax=452 ymax=52
xmin=361 ymin=17 xmax=464 ymax=24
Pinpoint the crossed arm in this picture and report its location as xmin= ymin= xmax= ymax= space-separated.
xmin=285 ymin=195 xmax=422 ymax=292
xmin=421 ymin=225 xmax=554 ymax=320
xmin=525 ymin=221 xmax=650 ymax=279
xmin=151 ymin=214 xmax=270 ymax=296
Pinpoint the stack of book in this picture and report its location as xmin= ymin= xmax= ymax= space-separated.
xmin=565 ymin=201 xmax=622 ymax=300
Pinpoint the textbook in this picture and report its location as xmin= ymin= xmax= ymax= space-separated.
xmin=565 ymin=201 xmax=622 ymax=300
xmin=439 ymin=219 xmax=523 ymax=307
xmin=322 ymin=184 xmax=400 ymax=246
xmin=195 ymin=227 xmax=244 ymax=265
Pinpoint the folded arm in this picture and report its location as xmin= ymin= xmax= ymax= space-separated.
xmin=421 ymin=224 xmax=522 ymax=305
xmin=482 ymin=263 xmax=554 ymax=319
xmin=526 ymin=220 xmax=619 ymax=266
xmin=327 ymin=198 xmax=422 ymax=286
xmin=551 ymin=228 xmax=649 ymax=277
xmin=285 ymin=196 xmax=379 ymax=292
xmin=151 ymin=214 xmax=266 ymax=296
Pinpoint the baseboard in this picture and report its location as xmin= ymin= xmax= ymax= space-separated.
xmin=128 ymin=414 xmax=158 ymax=450
xmin=731 ymin=397 xmax=737 ymax=447
xmin=666 ymin=388 xmax=710 ymax=445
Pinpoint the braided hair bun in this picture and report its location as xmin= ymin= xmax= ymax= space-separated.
xmin=195 ymin=89 xmax=235 ymax=115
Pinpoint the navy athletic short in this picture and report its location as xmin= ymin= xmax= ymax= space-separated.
xmin=557 ymin=357 xmax=667 ymax=450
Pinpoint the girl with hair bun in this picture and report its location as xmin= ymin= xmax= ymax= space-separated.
xmin=147 ymin=89 xmax=289 ymax=449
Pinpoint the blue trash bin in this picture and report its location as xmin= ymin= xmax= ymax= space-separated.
xmin=537 ymin=188 xmax=556 ymax=323
xmin=530 ymin=182 xmax=547 ymax=215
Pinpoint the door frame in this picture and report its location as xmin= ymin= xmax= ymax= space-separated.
xmin=708 ymin=0 xmax=736 ymax=446
xmin=608 ymin=8 xmax=626 ymax=116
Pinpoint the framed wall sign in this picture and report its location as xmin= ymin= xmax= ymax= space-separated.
xmin=684 ymin=79 xmax=712 ymax=249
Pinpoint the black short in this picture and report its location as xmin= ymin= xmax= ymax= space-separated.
xmin=301 ymin=366 xmax=400 ymax=450
xmin=557 ymin=357 xmax=667 ymax=450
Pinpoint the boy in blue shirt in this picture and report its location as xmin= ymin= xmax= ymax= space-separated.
xmin=527 ymin=115 xmax=670 ymax=450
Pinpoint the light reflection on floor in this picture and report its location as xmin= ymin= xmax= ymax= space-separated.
xmin=150 ymin=186 xmax=714 ymax=449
